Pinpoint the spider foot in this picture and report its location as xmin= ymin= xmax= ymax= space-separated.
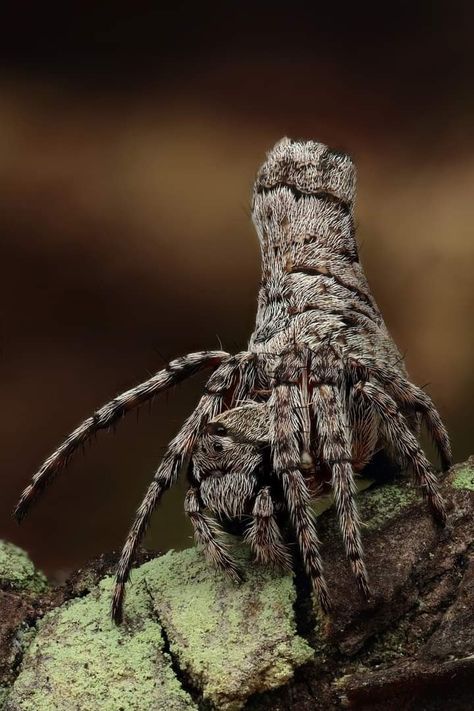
xmin=111 ymin=582 xmax=125 ymax=625
xmin=428 ymin=492 xmax=448 ymax=527
xmin=253 ymin=544 xmax=293 ymax=572
xmin=225 ymin=564 xmax=245 ymax=584
xmin=313 ymin=575 xmax=332 ymax=614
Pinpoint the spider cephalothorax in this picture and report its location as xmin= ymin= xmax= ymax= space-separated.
xmin=191 ymin=405 xmax=269 ymax=519
xmin=15 ymin=138 xmax=452 ymax=622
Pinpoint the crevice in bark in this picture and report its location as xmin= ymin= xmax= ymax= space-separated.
xmin=142 ymin=580 xmax=207 ymax=710
xmin=291 ymin=557 xmax=318 ymax=646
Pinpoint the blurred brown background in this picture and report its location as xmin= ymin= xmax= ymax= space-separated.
xmin=1 ymin=4 xmax=473 ymax=579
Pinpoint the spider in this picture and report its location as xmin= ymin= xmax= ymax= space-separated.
xmin=15 ymin=138 xmax=452 ymax=622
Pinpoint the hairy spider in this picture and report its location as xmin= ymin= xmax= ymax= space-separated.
xmin=15 ymin=138 xmax=452 ymax=622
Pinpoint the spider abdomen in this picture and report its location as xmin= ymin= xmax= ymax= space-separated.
xmin=250 ymin=139 xmax=403 ymax=374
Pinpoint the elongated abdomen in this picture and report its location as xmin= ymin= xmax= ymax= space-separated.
xmin=249 ymin=138 xmax=402 ymax=371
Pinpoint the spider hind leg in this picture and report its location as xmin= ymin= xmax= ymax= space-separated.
xmin=355 ymin=380 xmax=446 ymax=525
xmin=348 ymin=358 xmax=452 ymax=473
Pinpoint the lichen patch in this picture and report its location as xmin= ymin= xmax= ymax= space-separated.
xmin=6 ymin=575 xmax=196 ymax=711
xmin=134 ymin=547 xmax=313 ymax=710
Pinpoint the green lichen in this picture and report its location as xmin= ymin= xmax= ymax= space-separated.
xmin=7 ymin=546 xmax=312 ymax=711
xmin=6 ymin=575 xmax=196 ymax=711
xmin=0 ymin=685 xmax=10 ymax=708
xmin=452 ymin=466 xmax=474 ymax=492
xmin=358 ymin=481 xmax=418 ymax=532
xmin=0 ymin=542 xmax=48 ymax=594
xmin=133 ymin=547 xmax=314 ymax=710
xmin=1 ymin=625 xmax=38 ymax=693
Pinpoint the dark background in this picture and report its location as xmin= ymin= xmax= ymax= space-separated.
xmin=1 ymin=4 xmax=473 ymax=579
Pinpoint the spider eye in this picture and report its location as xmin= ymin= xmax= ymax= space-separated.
xmin=213 ymin=441 xmax=224 ymax=452
xmin=205 ymin=422 xmax=227 ymax=436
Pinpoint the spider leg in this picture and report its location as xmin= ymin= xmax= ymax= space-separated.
xmin=184 ymin=487 xmax=243 ymax=580
xmin=312 ymin=382 xmax=370 ymax=598
xmin=270 ymin=350 xmax=331 ymax=612
xmin=244 ymin=486 xmax=292 ymax=570
xmin=15 ymin=350 xmax=229 ymax=521
xmin=349 ymin=358 xmax=452 ymax=472
xmin=354 ymin=380 xmax=446 ymax=524
xmin=112 ymin=356 xmax=243 ymax=622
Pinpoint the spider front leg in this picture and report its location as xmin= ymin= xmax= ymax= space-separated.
xmin=184 ymin=488 xmax=243 ymax=581
xmin=15 ymin=350 xmax=229 ymax=521
xmin=245 ymin=487 xmax=292 ymax=570
xmin=112 ymin=356 xmax=243 ymax=622
xmin=269 ymin=351 xmax=331 ymax=613
xmin=354 ymin=380 xmax=446 ymax=524
xmin=312 ymin=379 xmax=370 ymax=598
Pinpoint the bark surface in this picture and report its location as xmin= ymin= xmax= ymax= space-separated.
xmin=1 ymin=460 xmax=473 ymax=710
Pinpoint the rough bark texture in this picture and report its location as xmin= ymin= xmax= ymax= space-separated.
xmin=1 ymin=460 xmax=473 ymax=710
